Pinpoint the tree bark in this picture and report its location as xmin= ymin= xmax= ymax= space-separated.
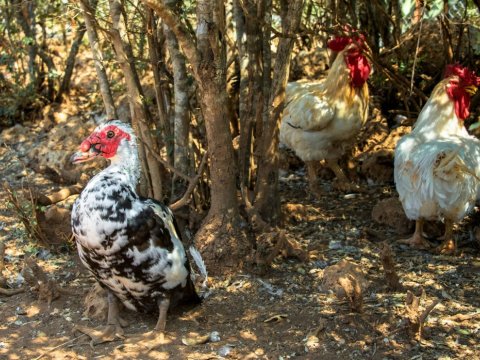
xmin=193 ymin=0 xmax=249 ymax=270
xmin=79 ymin=0 xmax=118 ymax=120
xmin=56 ymin=22 xmax=87 ymax=102
xmin=146 ymin=10 xmax=172 ymax=161
xmin=108 ymin=0 xmax=163 ymax=200
xmin=234 ymin=0 xmax=263 ymax=190
xmin=13 ymin=0 xmax=38 ymax=86
xmin=254 ymin=0 xmax=304 ymax=224
xmin=163 ymin=2 xmax=191 ymax=196
xmin=142 ymin=0 xmax=250 ymax=272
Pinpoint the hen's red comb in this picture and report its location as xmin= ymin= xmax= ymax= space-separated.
xmin=444 ymin=64 xmax=480 ymax=86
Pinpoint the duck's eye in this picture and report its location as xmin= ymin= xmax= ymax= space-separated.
xmin=107 ymin=130 xmax=115 ymax=139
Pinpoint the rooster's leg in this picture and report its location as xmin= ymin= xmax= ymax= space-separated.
xmin=74 ymin=291 xmax=126 ymax=345
xmin=435 ymin=219 xmax=456 ymax=255
xmin=306 ymin=161 xmax=322 ymax=195
xmin=326 ymin=159 xmax=360 ymax=192
xmin=398 ymin=219 xmax=432 ymax=249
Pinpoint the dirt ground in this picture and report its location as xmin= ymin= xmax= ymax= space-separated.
xmin=1 ymin=122 xmax=480 ymax=360
xmin=1 ymin=48 xmax=480 ymax=359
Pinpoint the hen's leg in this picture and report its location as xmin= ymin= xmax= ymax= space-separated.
xmin=435 ymin=219 xmax=456 ymax=255
xmin=74 ymin=291 xmax=126 ymax=344
xmin=398 ymin=219 xmax=432 ymax=249
xmin=306 ymin=161 xmax=322 ymax=195
xmin=326 ymin=159 xmax=360 ymax=192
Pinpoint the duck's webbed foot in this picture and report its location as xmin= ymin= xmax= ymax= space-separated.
xmin=126 ymin=296 xmax=171 ymax=351
xmin=74 ymin=291 xmax=127 ymax=345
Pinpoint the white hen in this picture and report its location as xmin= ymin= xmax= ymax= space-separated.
xmin=394 ymin=64 xmax=480 ymax=254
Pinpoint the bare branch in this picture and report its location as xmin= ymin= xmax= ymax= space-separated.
xmin=140 ymin=0 xmax=199 ymax=77
xmin=33 ymin=184 xmax=83 ymax=206
xmin=170 ymin=151 xmax=209 ymax=211
xmin=141 ymin=139 xmax=191 ymax=181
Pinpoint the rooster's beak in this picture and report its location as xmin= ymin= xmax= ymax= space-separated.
xmin=465 ymin=85 xmax=477 ymax=96
xmin=70 ymin=148 xmax=100 ymax=164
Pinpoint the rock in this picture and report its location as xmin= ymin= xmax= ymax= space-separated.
xmin=321 ymin=259 xmax=368 ymax=312
xmin=371 ymin=197 xmax=413 ymax=235
xmin=83 ymin=283 xmax=108 ymax=321
xmin=35 ymin=205 xmax=72 ymax=245
xmin=28 ymin=116 xmax=105 ymax=184
xmin=354 ymin=107 xmax=411 ymax=184
xmin=371 ymin=197 xmax=444 ymax=237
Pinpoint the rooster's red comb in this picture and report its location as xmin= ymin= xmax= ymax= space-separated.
xmin=327 ymin=27 xmax=366 ymax=53
xmin=444 ymin=64 xmax=480 ymax=86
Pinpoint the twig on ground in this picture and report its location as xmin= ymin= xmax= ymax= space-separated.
xmin=32 ymin=334 xmax=87 ymax=360
xmin=0 ymin=241 xmax=26 ymax=296
xmin=0 ymin=287 xmax=26 ymax=296
xmin=404 ymin=289 xmax=440 ymax=340
xmin=241 ymin=185 xmax=308 ymax=268
xmin=0 ymin=241 xmax=5 ymax=287
xmin=3 ymin=182 xmax=48 ymax=243
xmin=22 ymin=257 xmax=74 ymax=307
xmin=33 ymin=184 xmax=83 ymax=206
xmin=380 ymin=242 xmax=403 ymax=291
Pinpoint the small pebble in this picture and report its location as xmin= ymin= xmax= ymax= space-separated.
xmin=209 ymin=331 xmax=221 ymax=342
xmin=15 ymin=306 xmax=27 ymax=315
xmin=328 ymin=241 xmax=342 ymax=250
xmin=218 ymin=345 xmax=234 ymax=357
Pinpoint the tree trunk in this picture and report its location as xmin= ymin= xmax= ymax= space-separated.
xmin=142 ymin=0 xmax=251 ymax=272
xmin=234 ymin=0 xmax=263 ymax=190
xmin=108 ymin=0 xmax=163 ymax=200
xmin=79 ymin=0 xmax=118 ymax=120
xmin=56 ymin=22 xmax=87 ymax=102
xmin=13 ymin=0 xmax=38 ymax=86
xmin=163 ymin=5 xmax=191 ymax=196
xmin=193 ymin=0 xmax=249 ymax=270
xmin=413 ymin=0 xmax=423 ymax=25
xmin=146 ymin=10 xmax=172 ymax=159
xmin=254 ymin=0 xmax=304 ymax=224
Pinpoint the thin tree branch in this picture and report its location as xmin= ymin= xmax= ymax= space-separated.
xmin=141 ymin=139 xmax=192 ymax=181
xmin=140 ymin=0 xmax=199 ymax=78
xmin=170 ymin=150 xmax=209 ymax=210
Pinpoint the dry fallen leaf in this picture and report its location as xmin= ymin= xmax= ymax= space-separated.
xmin=264 ymin=314 xmax=288 ymax=323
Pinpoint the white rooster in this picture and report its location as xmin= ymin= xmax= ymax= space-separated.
xmin=279 ymin=32 xmax=371 ymax=193
xmin=394 ymin=64 xmax=480 ymax=254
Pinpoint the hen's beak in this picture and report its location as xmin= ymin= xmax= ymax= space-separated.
xmin=70 ymin=148 xmax=100 ymax=164
xmin=465 ymin=85 xmax=477 ymax=96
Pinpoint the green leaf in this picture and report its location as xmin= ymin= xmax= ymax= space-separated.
xmin=468 ymin=122 xmax=480 ymax=131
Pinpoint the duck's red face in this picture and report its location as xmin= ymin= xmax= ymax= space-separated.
xmin=444 ymin=64 xmax=479 ymax=120
xmin=71 ymin=124 xmax=131 ymax=163
xmin=327 ymin=33 xmax=371 ymax=88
